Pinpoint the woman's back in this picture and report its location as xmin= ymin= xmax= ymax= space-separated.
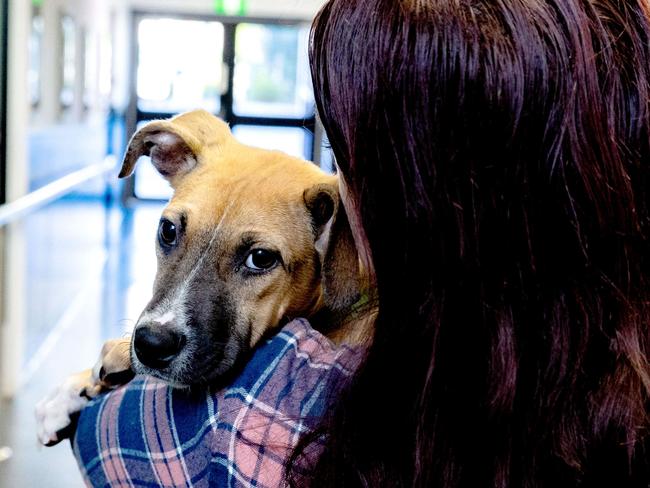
xmin=293 ymin=1 xmax=650 ymax=486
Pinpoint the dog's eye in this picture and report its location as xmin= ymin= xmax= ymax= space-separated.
xmin=158 ymin=218 xmax=178 ymax=247
xmin=245 ymin=249 xmax=278 ymax=271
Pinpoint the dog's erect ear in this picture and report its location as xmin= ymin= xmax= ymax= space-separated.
xmin=119 ymin=109 xmax=231 ymax=184
xmin=304 ymin=183 xmax=337 ymax=237
xmin=304 ymin=183 xmax=360 ymax=313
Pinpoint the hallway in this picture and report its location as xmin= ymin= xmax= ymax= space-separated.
xmin=0 ymin=197 xmax=164 ymax=487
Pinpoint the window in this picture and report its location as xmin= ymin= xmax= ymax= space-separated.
xmin=60 ymin=15 xmax=76 ymax=109
xmin=233 ymin=23 xmax=312 ymax=118
xmin=137 ymin=18 xmax=224 ymax=114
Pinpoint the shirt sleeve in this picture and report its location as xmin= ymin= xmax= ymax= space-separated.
xmin=72 ymin=318 xmax=361 ymax=488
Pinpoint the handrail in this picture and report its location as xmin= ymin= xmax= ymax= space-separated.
xmin=0 ymin=155 xmax=117 ymax=227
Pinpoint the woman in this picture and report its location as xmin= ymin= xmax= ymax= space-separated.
xmin=294 ymin=1 xmax=650 ymax=486
xmin=74 ymin=0 xmax=650 ymax=486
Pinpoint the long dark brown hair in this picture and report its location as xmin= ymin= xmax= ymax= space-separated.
xmin=288 ymin=0 xmax=650 ymax=486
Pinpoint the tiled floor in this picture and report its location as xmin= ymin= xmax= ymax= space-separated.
xmin=0 ymin=196 xmax=165 ymax=487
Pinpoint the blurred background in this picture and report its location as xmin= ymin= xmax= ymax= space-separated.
xmin=0 ymin=0 xmax=334 ymax=485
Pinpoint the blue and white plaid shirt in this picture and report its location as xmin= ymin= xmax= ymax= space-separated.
xmin=73 ymin=319 xmax=362 ymax=487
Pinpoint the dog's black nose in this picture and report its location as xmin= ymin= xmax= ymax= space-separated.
xmin=133 ymin=325 xmax=185 ymax=369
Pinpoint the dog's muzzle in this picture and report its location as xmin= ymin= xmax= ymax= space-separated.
xmin=133 ymin=325 xmax=186 ymax=369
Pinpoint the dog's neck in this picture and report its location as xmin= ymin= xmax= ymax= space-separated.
xmin=302 ymin=290 xmax=376 ymax=347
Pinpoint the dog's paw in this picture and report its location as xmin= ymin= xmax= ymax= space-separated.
xmin=93 ymin=338 xmax=134 ymax=388
xmin=35 ymin=370 xmax=94 ymax=446
xmin=35 ymin=338 xmax=134 ymax=446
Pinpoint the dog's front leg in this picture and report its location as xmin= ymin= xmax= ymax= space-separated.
xmin=35 ymin=338 xmax=133 ymax=446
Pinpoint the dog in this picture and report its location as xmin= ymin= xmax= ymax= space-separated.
xmin=36 ymin=110 xmax=372 ymax=446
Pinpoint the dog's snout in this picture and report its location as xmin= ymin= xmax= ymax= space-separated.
xmin=133 ymin=325 xmax=186 ymax=369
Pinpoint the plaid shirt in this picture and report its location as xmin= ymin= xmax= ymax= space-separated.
xmin=72 ymin=319 xmax=361 ymax=487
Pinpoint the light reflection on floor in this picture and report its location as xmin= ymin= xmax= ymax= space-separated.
xmin=0 ymin=196 xmax=164 ymax=487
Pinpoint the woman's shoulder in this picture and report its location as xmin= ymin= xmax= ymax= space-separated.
xmin=218 ymin=317 xmax=363 ymax=425
xmin=229 ymin=317 xmax=362 ymax=396
xmin=73 ymin=318 xmax=363 ymax=488
xmin=210 ymin=318 xmax=363 ymax=486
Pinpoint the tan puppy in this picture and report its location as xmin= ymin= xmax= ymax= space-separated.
xmin=36 ymin=110 xmax=369 ymax=445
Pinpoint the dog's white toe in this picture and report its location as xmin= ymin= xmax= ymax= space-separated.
xmin=35 ymin=373 xmax=91 ymax=446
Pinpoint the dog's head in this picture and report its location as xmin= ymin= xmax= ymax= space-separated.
xmin=120 ymin=110 xmax=359 ymax=386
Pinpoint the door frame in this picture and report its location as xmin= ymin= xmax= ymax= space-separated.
xmin=0 ymin=0 xmax=9 ymax=205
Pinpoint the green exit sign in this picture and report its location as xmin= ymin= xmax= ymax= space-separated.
xmin=32 ymin=0 xmax=44 ymax=6
xmin=214 ymin=0 xmax=248 ymax=16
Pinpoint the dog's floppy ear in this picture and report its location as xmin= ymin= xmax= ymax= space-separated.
xmin=304 ymin=182 xmax=360 ymax=313
xmin=119 ymin=109 xmax=231 ymax=184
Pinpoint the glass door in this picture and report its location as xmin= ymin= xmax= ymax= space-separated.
xmin=133 ymin=16 xmax=225 ymax=199
xmin=230 ymin=22 xmax=313 ymax=160
xmin=129 ymin=14 xmax=315 ymax=200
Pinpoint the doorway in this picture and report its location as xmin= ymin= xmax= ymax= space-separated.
xmin=127 ymin=13 xmax=315 ymax=200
